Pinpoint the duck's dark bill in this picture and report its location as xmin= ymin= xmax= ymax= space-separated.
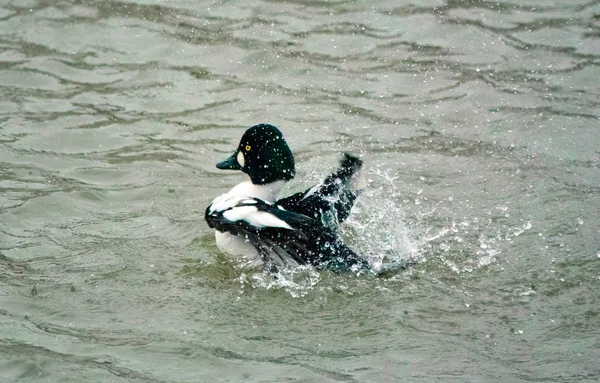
xmin=216 ymin=153 xmax=242 ymax=170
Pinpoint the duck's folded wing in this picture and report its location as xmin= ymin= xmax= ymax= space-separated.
xmin=205 ymin=196 xmax=319 ymax=266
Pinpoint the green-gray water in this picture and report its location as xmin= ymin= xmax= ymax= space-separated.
xmin=1 ymin=0 xmax=599 ymax=381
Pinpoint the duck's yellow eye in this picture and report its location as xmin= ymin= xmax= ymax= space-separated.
xmin=245 ymin=145 xmax=251 ymax=151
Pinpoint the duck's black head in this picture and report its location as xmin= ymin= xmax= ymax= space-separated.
xmin=216 ymin=123 xmax=296 ymax=185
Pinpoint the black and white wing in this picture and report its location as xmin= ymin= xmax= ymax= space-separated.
xmin=205 ymin=195 xmax=315 ymax=267
xmin=205 ymin=194 xmax=365 ymax=269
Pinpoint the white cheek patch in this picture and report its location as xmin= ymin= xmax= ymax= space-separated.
xmin=237 ymin=151 xmax=245 ymax=168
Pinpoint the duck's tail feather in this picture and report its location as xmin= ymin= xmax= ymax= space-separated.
xmin=327 ymin=153 xmax=363 ymax=225
xmin=338 ymin=153 xmax=363 ymax=180
xmin=327 ymin=153 xmax=363 ymax=191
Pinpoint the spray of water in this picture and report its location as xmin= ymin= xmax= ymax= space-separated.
xmin=242 ymin=265 xmax=322 ymax=298
xmin=344 ymin=166 xmax=422 ymax=272
xmin=240 ymin=162 xmax=422 ymax=295
xmin=227 ymin=154 xmax=529 ymax=296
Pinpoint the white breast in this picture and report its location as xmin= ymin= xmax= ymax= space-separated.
xmin=215 ymin=231 xmax=262 ymax=268
xmin=210 ymin=179 xmax=289 ymax=264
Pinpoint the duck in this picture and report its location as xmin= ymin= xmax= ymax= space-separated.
xmin=205 ymin=123 xmax=369 ymax=272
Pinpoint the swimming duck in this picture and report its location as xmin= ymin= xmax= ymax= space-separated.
xmin=205 ymin=123 xmax=368 ymax=272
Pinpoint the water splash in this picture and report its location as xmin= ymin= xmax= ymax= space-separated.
xmin=240 ymin=265 xmax=322 ymax=298
xmin=344 ymin=166 xmax=421 ymax=272
xmin=232 ymin=157 xmax=533 ymax=295
xmin=416 ymin=204 xmax=533 ymax=275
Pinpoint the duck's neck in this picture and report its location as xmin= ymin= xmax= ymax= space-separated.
xmin=227 ymin=180 xmax=287 ymax=202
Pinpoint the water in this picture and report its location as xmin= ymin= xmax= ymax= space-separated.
xmin=1 ymin=0 xmax=599 ymax=381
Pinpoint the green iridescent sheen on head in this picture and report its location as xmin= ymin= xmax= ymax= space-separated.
xmin=216 ymin=124 xmax=296 ymax=185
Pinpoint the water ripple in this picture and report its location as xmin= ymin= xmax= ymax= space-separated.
xmin=1 ymin=0 xmax=599 ymax=381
